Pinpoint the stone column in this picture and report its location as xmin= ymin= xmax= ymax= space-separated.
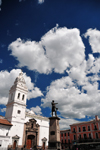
xmin=48 ymin=116 xmax=61 ymax=150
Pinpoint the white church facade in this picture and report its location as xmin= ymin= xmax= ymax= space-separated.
xmin=0 ymin=71 xmax=49 ymax=149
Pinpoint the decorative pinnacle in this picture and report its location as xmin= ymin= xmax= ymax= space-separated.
xmin=19 ymin=69 xmax=23 ymax=76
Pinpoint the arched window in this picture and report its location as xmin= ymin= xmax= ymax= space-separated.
xmin=22 ymin=94 xmax=24 ymax=100
xmin=17 ymin=110 xmax=21 ymax=114
xmin=17 ymin=93 xmax=20 ymax=99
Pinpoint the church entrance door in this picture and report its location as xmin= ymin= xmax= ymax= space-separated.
xmin=26 ymin=135 xmax=35 ymax=149
xmin=27 ymin=139 xmax=31 ymax=149
xmin=13 ymin=140 xmax=17 ymax=149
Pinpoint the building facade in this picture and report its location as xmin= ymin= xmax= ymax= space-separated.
xmin=60 ymin=115 xmax=100 ymax=149
xmin=0 ymin=116 xmax=12 ymax=150
xmin=0 ymin=71 xmax=49 ymax=149
xmin=60 ymin=129 xmax=71 ymax=149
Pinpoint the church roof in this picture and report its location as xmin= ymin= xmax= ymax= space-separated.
xmin=0 ymin=118 xmax=12 ymax=126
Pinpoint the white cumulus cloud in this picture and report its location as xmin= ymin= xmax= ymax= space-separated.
xmin=41 ymin=28 xmax=100 ymax=119
xmin=59 ymin=118 xmax=79 ymax=129
xmin=41 ymin=72 xmax=100 ymax=119
xmin=8 ymin=26 xmax=85 ymax=74
xmin=0 ymin=107 xmax=6 ymax=112
xmin=85 ymin=28 xmax=100 ymax=53
xmin=30 ymin=106 xmax=42 ymax=115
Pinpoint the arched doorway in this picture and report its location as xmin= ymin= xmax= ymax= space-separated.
xmin=13 ymin=140 xmax=17 ymax=149
xmin=26 ymin=135 xmax=35 ymax=149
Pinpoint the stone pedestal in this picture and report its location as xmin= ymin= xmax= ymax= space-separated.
xmin=48 ymin=116 xmax=61 ymax=150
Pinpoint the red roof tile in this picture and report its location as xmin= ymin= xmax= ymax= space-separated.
xmin=0 ymin=118 xmax=12 ymax=126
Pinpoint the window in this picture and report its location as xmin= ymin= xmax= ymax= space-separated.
xmin=79 ymin=134 xmax=81 ymax=139
xmin=68 ymin=132 xmax=70 ymax=136
xmin=73 ymin=128 xmax=76 ymax=133
xmin=17 ymin=110 xmax=21 ymax=114
xmin=61 ymin=133 xmax=63 ymax=137
xmin=22 ymin=94 xmax=24 ymax=100
xmin=74 ymin=135 xmax=76 ymax=140
xmin=17 ymin=93 xmax=20 ymax=99
xmin=65 ymin=139 xmax=66 ymax=143
xmin=94 ymin=125 xmax=97 ymax=130
xmin=68 ymin=139 xmax=70 ymax=143
xmin=88 ymin=126 xmax=90 ymax=131
xmin=83 ymin=127 xmax=86 ymax=132
xmin=65 ymin=133 xmax=66 ymax=136
xmin=62 ymin=140 xmax=63 ymax=143
xmin=84 ymin=134 xmax=87 ymax=139
xmin=96 ymin=133 xmax=98 ymax=139
xmin=89 ymin=133 xmax=91 ymax=139
xmin=79 ymin=127 xmax=81 ymax=132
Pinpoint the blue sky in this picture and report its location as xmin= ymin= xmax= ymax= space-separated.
xmin=1 ymin=0 xmax=100 ymax=129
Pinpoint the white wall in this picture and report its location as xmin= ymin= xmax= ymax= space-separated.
xmin=0 ymin=137 xmax=9 ymax=150
xmin=25 ymin=116 xmax=49 ymax=147
xmin=8 ymin=121 xmax=24 ymax=146
xmin=0 ymin=125 xmax=11 ymax=150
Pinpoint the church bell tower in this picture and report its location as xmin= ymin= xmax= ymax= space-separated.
xmin=5 ymin=71 xmax=28 ymax=123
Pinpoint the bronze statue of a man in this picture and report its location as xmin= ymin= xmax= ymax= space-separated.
xmin=51 ymin=100 xmax=58 ymax=117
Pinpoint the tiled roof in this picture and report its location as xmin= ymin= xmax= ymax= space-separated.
xmin=0 ymin=118 xmax=12 ymax=126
